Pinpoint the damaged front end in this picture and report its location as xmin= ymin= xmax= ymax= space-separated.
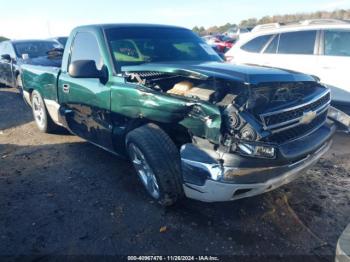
xmin=121 ymin=62 xmax=338 ymax=202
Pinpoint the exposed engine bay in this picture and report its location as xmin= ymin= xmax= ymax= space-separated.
xmin=125 ymin=71 xmax=331 ymax=152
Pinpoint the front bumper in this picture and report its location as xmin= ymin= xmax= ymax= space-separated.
xmin=181 ymin=121 xmax=335 ymax=202
xmin=182 ymin=140 xmax=331 ymax=202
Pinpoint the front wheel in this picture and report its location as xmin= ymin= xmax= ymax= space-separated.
xmin=126 ymin=124 xmax=184 ymax=206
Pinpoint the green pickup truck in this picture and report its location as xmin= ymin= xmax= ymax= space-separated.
xmin=20 ymin=24 xmax=348 ymax=206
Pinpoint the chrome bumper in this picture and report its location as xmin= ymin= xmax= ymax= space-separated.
xmin=182 ymin=140 xmax=331 ymax=202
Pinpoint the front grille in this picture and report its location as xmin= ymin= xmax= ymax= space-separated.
xmin=260 ymin=90 xmax=330 ymax=132
xmin=267 ymin=111 xmax=328 ymax=144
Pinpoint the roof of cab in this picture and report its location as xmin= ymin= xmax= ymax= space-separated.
xmin=9 ymin=39 xmax=58 ymax=44
xmin=74 ymin=23 xmax=188 ymax=31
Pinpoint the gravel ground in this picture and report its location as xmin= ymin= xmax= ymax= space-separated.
xmin=0 ymin=87 xmax=349 ymax=261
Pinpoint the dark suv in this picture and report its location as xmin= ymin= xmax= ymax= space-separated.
xmin=0 ymin=40 xmax=62 ymax=88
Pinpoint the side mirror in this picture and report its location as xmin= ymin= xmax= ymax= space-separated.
xmin=1 ymin=54 xmax=12 ymax=62
xmin=69 ymin=60 xmax=101 ymax=78
xmin=69 ymin=60 xmax=108 ymax=84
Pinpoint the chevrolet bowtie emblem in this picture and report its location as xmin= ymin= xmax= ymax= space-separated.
xmin=300 ymin=111 xmax=317 ymax=125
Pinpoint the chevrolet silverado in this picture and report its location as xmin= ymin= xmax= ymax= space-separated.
xmin=20 ymin=24 xmax=348 ymax=206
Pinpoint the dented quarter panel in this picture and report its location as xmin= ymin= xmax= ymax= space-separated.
xmin=21 ymin=65 xmax=60 ymax=101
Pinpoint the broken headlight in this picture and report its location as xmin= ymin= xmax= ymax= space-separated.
xmin=237 ymin=143 xmax=276 ymax=159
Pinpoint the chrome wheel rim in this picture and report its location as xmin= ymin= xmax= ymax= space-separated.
xmin=129 ymin=143 xmax=160 ymax=199
xmin=32 ymin=94 xmax=45 ymax=129
xmin=17 ymin=75 xmax=22 ymax=89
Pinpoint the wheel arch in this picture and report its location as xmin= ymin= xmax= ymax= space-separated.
xmin=112 ymin=117 xmax=193 ymax=155
xmin=126 ymin=119 xmax=192 ymax=148
xmin=22 ymin=87 xmax=34 ymax=106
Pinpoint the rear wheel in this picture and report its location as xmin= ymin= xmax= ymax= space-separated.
xmin=16 ymin=74 xmax=23 ymax=94
xmin=31 ymin=90 xmax=58 ymax=133
xmin=126 ymin=124 xmax=184 ymax=206
xmin=0 ymin=80 xmax=7 ymax=88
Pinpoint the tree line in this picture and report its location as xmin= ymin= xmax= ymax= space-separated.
xmin=0 ymin=36 xmax=9 ymax=42
xmin=192 ymin=9 xmax=350 ymax=35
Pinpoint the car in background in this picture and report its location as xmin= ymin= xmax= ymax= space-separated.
xmin=225 ymin=19 xmax=350 ymax=112
xmin=0 ymin=40 xmax=62 ymax=89
xmin=202 ymin=34 xmax=236 ymax=54
xmin=225 ymin=26 xmax=252 ymax=39
xmin=49 ymin=36 xmax=68 ymax=47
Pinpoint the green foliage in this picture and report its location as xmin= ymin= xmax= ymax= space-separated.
xmin=193 ymin=9 xmax=350 ymax=36
xmin=0 ymin=36 xmax=9 ymax=42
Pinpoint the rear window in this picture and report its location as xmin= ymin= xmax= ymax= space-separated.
xmin=241 ymin=35 xmax=272 ymax=53
xmin=277 ymin=30 xmax=316 ymax=55
xmin=324 ymin=30 xmax=350 ymax=57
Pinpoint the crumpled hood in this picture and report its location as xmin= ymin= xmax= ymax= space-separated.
xmin=122 ymin=61 xmax=316 ymax=85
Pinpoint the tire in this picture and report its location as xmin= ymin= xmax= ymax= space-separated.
xmin=126 ymin=123 xmax=184 ymax=206
xmin=0 ymin=80 xmax=7 ymax=88
xmin=16 ymin=74 xmax=23 ymax=94
xmin=31 ymin=90 xmax=58 ymax=133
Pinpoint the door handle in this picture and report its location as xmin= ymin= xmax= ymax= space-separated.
xmin=63 ymin=84 xmax=70 ymax=93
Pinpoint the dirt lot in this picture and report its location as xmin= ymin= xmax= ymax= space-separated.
xmin=0 ymin=87 xmax=349 ymax=261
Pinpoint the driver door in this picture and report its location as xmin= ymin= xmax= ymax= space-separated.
xmin=58 ymin=31 xmax=113 ymax=150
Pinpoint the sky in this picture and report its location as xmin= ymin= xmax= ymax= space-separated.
xmin=1 ymin=0 xmax=350 ymax=39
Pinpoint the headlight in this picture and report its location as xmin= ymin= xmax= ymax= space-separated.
xmin=237 ymin=143 xmax=276 ymax=159
xmin=328 ymin=106 xmax=350 ymax=131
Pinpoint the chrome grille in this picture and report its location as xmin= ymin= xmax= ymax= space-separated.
xmin=266 ymin=111 xmax=328 ymax=144
xmin=260 ymin=90 xmax=331 ymax=133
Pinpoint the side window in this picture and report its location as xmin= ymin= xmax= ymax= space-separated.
xmin=264 ymin=34 xmax=279 ymax=54
xmin=2 ymin=42 xmax=15 ymax=59
xmin=70 ymin=32 xmax=103 ymax=70
xmin=2 ymin=43 xmax=10 ymax=56
xmin=7 ymin=44 xmax=16 ymax=59
xmin=241 ymin=35 xmax=272 ymax=53
xmin=278 ymin=30 xmax=316 ymax=55
xmin=324 ymin=30 xmax=350 ymax=57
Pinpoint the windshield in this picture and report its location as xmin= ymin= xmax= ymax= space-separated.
xmin=104 ymin=27 xmax=221 ymax=71
xmin=57 ymin=37 xmax=68 ymax=47
xmin=13 ymin=41 xmax=60 ymax=59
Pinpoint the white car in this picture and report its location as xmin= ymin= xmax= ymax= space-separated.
xmin=225 ymin=19 xmax=350 ymax=111
xmin=225 ymin=27 xmax=252 ymax=39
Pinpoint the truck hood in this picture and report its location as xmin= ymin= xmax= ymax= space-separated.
xmin=122 ymin=61 xmax=316 ymax=85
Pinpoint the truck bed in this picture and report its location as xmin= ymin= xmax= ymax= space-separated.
xmin=21 ymin=64 xmax=61 ymax=102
